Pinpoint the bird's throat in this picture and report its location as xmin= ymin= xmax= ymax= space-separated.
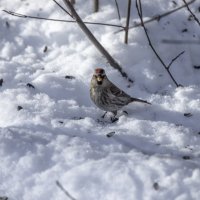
xmin=97 ymin=81 xmax=103 ymax=85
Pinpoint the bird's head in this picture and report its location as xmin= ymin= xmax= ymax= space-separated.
xmin=92 ymin=68 xmax=107 ymax=86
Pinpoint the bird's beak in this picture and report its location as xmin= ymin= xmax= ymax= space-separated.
xmin=96 ymin=76 xmax=103 ymax=82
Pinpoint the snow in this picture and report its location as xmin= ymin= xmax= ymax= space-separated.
xmin=0 ymin=0 xmax=200 ymax=199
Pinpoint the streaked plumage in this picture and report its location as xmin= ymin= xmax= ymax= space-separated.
xmin=90 ymin=68 xmax=151 ymax=117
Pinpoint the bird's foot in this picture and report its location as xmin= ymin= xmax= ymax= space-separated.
xmin=110 ymin=111 xmax=118 ymax=123
xmin=111 ymin=117 xmax=119 ymax=123
xmin=100 ymin=111 xmax=118 ymax=123
xmin=101 ymin=111 xmax=108 ymax=118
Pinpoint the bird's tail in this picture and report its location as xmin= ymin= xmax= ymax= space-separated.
xmin=131 ymin=97 xmax=151 ymax=105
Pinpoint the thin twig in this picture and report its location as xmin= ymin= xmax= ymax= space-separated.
xmin=115 ymin=0 xmax=196 ymax=34
xmin=167 ymin=51 xmax=185 ymax=69
xmin=56 ymin=181 xmax=77 ymax=200
xmin=182 ymin=0 xmax=200 ymax=26
xmin=136 ymin=0 xmax=181 ymax=87
xmin=124 ymin=0 xmax=132 ymax=44
xmin=114 ymin=0 xmax=121 ymax=20
xmin=3 ymin=10 xmax=125 ymax=29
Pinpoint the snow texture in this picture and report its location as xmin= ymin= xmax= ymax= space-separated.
xmin=0 ymin=0 xmax=200 ymax=200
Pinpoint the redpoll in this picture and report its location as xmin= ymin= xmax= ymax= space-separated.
xmin=90 ymin=68 xmax=151 ymax=119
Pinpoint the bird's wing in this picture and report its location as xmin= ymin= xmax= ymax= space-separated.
xmin=109 ymin=83 xmax=131 ymax=99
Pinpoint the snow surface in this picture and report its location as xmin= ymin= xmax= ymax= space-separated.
xmin=0 ymin=0 xmax=200 ymax=199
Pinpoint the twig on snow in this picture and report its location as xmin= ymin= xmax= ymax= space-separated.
xmin=136 ymin=0 xmax=182 ymax=87
xmin=56 ymin=181 xmax=77 ymax=200
xmin=182 ymin=0 xmax=200 ymax=26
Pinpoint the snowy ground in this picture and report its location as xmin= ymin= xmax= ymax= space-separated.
xmin=0 ymin=0 xmax=200 ymax=199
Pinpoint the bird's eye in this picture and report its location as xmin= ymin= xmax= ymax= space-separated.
xmin=100 ymin=69 xmax=104 ymax=74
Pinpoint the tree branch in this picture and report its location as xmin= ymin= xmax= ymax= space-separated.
xmin=136 ymin=0 xmax=181 ymax=87
xmin=61 ymin=0 xmax=133 ymax=82
xmin=182 ymin=0 xmax=200 ymax=26
xmin=3 ymin=10 xmax=125 ymax=29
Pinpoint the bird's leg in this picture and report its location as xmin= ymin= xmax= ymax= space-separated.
xmin=101 ymin=111 xmax=108 ymax=118
xmin=111 ymin=111 xmax=118 ymax=123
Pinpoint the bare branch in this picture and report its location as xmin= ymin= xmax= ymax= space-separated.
xmin=124 ymin=0 xmax=132 ymax=44
xmin=3 ymin=10 xmax=125 ymax=29
xmin=182 ymin=0 xmax=200 ymax=26
xmin=62 ymin=0 xmax=133 ymax=83
xmin=167 ymin=51 xmax=185 ymax=69
xmin=114 ymin=0 xmax=121 ymax=20
xmin=115 ymin=0 xmax=196 ymax=34
xmin=56 ymin=181 xmax=77 ymax=200
xmin=136 ymin=0 xmax=181 ymax=87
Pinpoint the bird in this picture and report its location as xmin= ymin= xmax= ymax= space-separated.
xmin=90 ymin=68 xmax=151 ymax=121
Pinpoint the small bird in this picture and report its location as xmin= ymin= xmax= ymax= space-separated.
xmin=90 ymin=68 xmax=151 ymax=121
